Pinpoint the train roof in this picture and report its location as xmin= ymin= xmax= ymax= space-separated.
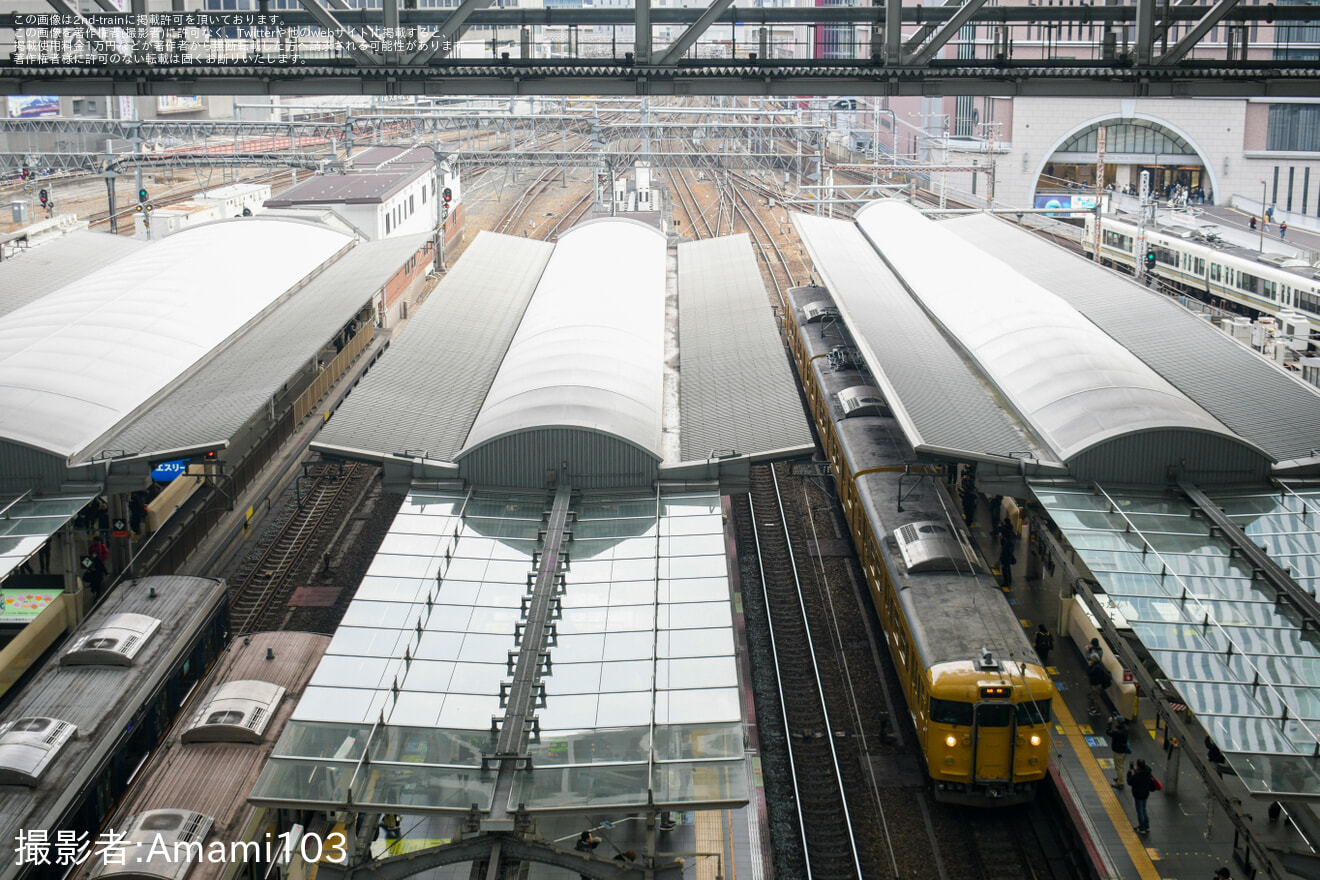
xmin=78 ymin=632 xmax=330 ymax=880
xmin=790 ymin=288 xmax=1039 ymax=672
xmin=1106 ymin=213 xmax=1320 ymax=284
xmin=0 ymin=577 xmax=227 ymax=875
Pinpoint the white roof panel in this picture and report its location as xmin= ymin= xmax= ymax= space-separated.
xmin=460 ymin=219 xmax=667 ymax=460
xmin=0 ymin=218 xmax=351 ymax=459
xmin=855 ymin=202 xmax=1244 ymax=463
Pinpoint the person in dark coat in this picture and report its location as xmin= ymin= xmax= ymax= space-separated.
xmin=998 ymin=522 xmax=1016 ymax=587
xmin=1106 ymin=713 xmax=1132 ymax=787
xmin=1034 ymin=624 xmax=1054 ymax=666
xmin=1127 ymin=759 xmax=1156 ymax=833
xmin=1087 ymin=656 xmax=1110 ymax=715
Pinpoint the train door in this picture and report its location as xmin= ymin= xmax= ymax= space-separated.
xmin=971 ymin=701 xmax=1015 ymax=785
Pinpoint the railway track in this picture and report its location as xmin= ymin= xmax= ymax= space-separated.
xmin=228 ymin=459 xmax=375 ymax=634
xmin=744 ymin=462 xmax=880 ymax=880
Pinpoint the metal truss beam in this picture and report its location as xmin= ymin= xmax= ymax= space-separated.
xmin=904 ymin=0 xmax=991 ymax=66
xmin=656 ymin=0 xmax=740 ymax=66
xmin=900 ymin=0 xmax=959 ymax=57
xmin=0 ymin=67 xmax=1313 ymax=98
xmin=1158 ymin=0 xmax=1243 ymax=65
xmin=407 ymin=0 xmax=499 ymax=63
xmin=0 ymin=151 xmax=330 ymax=172
xmin=294 ymin=0 xmax=382 ymax=66
xmin=4 ymin=5 xmax=1317 ymax=26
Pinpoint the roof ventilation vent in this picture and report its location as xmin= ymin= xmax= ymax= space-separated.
xmin=182 ymin=680 xmax=286 ymax=744
xmin=802 ymin=301 xmax=840 ymax=323
xmin=0 ymin=717 xmax=77 ymax=786
xmin=977 ymin=648 xmax=1002 ymax=671
xmin=837 ymin=385 xmax=888 ymax=418
xmin=91 ymin=811 xmax=214 ymax=880
xmin=61 ymin=613 xmax=161 ymax=667
xmin=893 ymin=520 xmax=983 ymax=574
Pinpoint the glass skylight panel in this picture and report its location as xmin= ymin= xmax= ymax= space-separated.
xmin=258 ymin=487 xmax=744 ymax=815
xmin=1035 ymin=484 xmax=1320 ymax=798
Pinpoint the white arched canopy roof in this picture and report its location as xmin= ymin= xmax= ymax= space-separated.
xmin=855 ymin=201 xmax=1263 ymax=467
xmin=0 ymin=218 xmax=352 ymax=460
xmin=459 ymin=218 xmax=667 ymax=462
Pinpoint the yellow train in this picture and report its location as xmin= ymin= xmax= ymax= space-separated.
xmin=784 ymin=285 xmax=1055 ymax=805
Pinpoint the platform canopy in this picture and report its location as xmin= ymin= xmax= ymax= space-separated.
xmin=316 ymin=221 xmax=807 ymax=491
xmin=943 ymin=213 xmax=1320 ymax=475
xmin=676 ymin=235 xmax=813 ymax=463
xmin=250 ymin=486 xmax=748 ymax=815
xmin=791 ymin=211 xmax=1046 ymax=467
xmin=0 ymin=492 xmax=95 ymax=585
xmin=0 ymin=232 xmax=146 ymax=321
xmin=457 ymin=219 xmax=667 ymax=489
xmin=0 ymin=217 xmax=351 ymax=462
xmin=1033 ymin=483 xmax=1320 ymax=800
xmin=90 ymin=233 xmax=430 ymax=464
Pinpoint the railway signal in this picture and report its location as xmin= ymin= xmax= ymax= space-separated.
xmin=442 ymin=187 xmax=452 ymax=204
xmin=138 ymin=187 xmax=149 ymax=203
xmin=38 ymin=189 xmax=47 ymax=206
xmin=1145 ymin=248 xmax=1156 ymax=272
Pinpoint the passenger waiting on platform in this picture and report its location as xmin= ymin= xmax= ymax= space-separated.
xmin=959 ymin=473 xmax=976 ymax=525
xmin=1034 ymin=624 xmax=1054 ymax=666
xmin=1087 ymin=656 xmax=1111 ymax=715
xmin=81 ymin=554 xmax=107 ymax=596
xmin=1126 ymin=759 xmax=1157 ymax=834
xmin=1086 ymin=637 xmax=1104 ymax=664
xmin=1107 ymin=714 xmax=1132 ymax=788
xmin=87 ymin=535 xmax=110 ymax=568
xmin=1249 ymin=216 xmax=1257 ymax=230
xmin=997 ymin=524 xmax=1016 ymax=587
xmin=1280 ymin=221 xmax=1288 ymax=240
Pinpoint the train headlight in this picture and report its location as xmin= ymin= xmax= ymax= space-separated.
xmin=945 ymin=735 xmax=958 ymax=748
xmin=1030 ymin=734 xmax=1042 ymax=747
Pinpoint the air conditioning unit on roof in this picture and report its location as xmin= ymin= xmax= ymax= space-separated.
xmin=0 ymin=717 xmax=77 ymax=786
xmin=61 ymin=613 xmax=161 ymax=667
xmin=837 ymin=385 xmax=888 ymax=418
xmin=182 ymin=680 xmax=286 ymax=744
xmin=893 ymin=520 xmax=983 ymax=574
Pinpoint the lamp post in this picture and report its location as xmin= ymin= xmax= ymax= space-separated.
xmin=1260 ymin=180 xmax=1267 ymax=252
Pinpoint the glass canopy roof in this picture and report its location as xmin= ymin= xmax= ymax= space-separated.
xmin=0 ymin=493 xmax=95 ymax=586
xmin=251 ymin=487 xmax=747 ymax=814
xmin=1033 ymin=484 xmax=1320 ymax=799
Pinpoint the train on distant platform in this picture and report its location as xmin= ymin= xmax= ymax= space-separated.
xmin=1082 ymin=213 xmax=1320 ymax=321
xmin=784 ymin=286 xmax=1054 ymax=806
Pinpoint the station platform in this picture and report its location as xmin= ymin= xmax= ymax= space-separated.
xmin=968 ymin=495 xmax=1313 ymax=880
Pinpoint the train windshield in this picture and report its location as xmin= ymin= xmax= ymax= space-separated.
xmin=930 ymin=698 xmax=974 ymax=726
xmin=974 ymin=704 xmax=1014 ymax=727
xmin=1016 ymin=699 xmax=1052 ymax=726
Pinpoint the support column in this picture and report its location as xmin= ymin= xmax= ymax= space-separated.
xmin=634 ymin=0 xmax=650 ymax=64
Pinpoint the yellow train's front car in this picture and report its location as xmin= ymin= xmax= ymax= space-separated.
xmin=925 ymin=655 xmax=1055 ymax=805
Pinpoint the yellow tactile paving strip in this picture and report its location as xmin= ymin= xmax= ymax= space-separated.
xmin=1054 ymin=697 xmax=1163 ymax=880
xmin=695 ymin=810 xmax=727 ymax=880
